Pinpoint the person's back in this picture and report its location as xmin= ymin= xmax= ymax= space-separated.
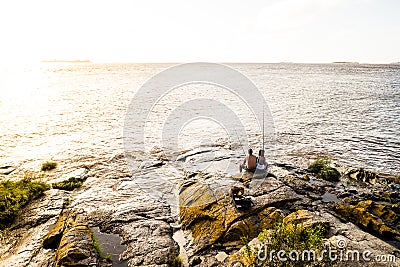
xmin=246 ymin=154 xmax=257 ymax=170
xmin=239 ymin=148 xmax=257 ymax=173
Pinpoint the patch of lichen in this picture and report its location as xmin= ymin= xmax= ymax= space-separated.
xmin=0 ymin=174 xmax=50 ymax=229
xmin=180 ymin=203 xmax=227 ymax=243
xmin=179 ymin=189 xmax=255 ymax=245
xmin=180 ymin=193 xmax=289 ymax=249
xmin=375 ymin=191 xmax=396 ymax=203
xmin=222 ymin=219 xmax=256 ymax=244
xmin=282 ymin=210 xmax=330 ymax=237
xmin=55 ymin=212 xmax=98 ymax=266
xmin=41 ymin=161 xmax=57 ymax=171
xmin=334 ymin=199 xmax=399 ymax=239
xmin=391 ymin=203 xmax=400 ymax=214
xmin=179 ymin=181 xmax=229 ymax=243
xmin=258 ymin=207 xmax=285 ymax=232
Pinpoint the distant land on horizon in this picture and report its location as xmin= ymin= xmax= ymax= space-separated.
xmin=332 ymin=61 xmax=360 ymax=64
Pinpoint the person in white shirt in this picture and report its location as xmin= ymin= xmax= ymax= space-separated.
xmin=256 ymin=149 xmax=267 ymax=170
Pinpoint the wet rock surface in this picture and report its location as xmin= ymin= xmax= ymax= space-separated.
xmin=0 ymin=153 xmax=180 ymax=267
xmin=67 ymin=157 xmax=181 ymax=266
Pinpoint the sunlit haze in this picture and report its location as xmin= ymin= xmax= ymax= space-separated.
xmin=0 ymin=0 xmax=399 ymax=65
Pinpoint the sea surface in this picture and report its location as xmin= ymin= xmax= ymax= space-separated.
xmin=0 ymin=63 xmax=399 ymax=174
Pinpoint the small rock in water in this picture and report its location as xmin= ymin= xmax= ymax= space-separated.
xmin=176 ymin=147 xmax=214 ymax=162
xmin=347 ymin=168 xmax=378 ymax=184
xmin=139 ymin=160 xmax=165 ymax=169
xmin=0 ymin=166 xmax=15 ymax=175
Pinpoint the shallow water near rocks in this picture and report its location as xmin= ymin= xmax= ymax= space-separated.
xmin=309 ymin=177 xmax=324 ymax=185
xmin=322 ymin=191 xmax=339 ymax=202
xmin=1 ymin=63 xmax=399 ymax=175
xmin=91 ymin=227 xmax=128 ymax=267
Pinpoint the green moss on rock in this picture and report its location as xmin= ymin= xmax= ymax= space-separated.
xmin=0 ymin=176 xmax=50 ymax=229
xmin=41 ymin=161 xmax=58 ymax=171
xmin=52 ymin=177 xmax=83 ymax=191
xmin=308 ymin=156 xmax=330 ymax=174
xmin=172 ymin=254 xmax=183 ymax=267
xmin=308 ymin=156 xmax=340 ymax=182
xmin=318 ymin=167 xmax=340 ymax=182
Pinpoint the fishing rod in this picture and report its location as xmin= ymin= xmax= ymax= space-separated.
xmin=262 ymin=102 xmax=265 ymax=151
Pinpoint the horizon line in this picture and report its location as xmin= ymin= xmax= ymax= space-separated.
xmin=40 ymin=60 xmax=400 ymax=65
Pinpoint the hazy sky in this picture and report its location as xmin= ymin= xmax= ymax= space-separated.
xmin=0 ymin=0 xmax=399 ymax=64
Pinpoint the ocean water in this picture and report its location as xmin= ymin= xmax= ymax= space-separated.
xmin=0 ymin=63 xmax=399 ymax=174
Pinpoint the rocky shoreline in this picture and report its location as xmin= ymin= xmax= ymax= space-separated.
xmin=178 ymin=165 xmax=399 ymax=266
xmin=0 ymin=155 xmax=180 ymax=267
xmin=0 ymin=146 xmax=399 ymax=267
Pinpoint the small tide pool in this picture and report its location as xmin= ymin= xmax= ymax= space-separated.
xmin=322 ymin=191 xmax=339 ymax=202
xmin=91 ymin=226 xmax=128 ymax=267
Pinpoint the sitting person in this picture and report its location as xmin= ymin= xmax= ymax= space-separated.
xmin=256 ymin=149 xmax=267 ymax=170
xmin=239 ymin=148 xmax=257 ymax=173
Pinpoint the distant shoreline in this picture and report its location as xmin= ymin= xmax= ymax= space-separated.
xmin=332 ymin=61 xmax=359 ymax=64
